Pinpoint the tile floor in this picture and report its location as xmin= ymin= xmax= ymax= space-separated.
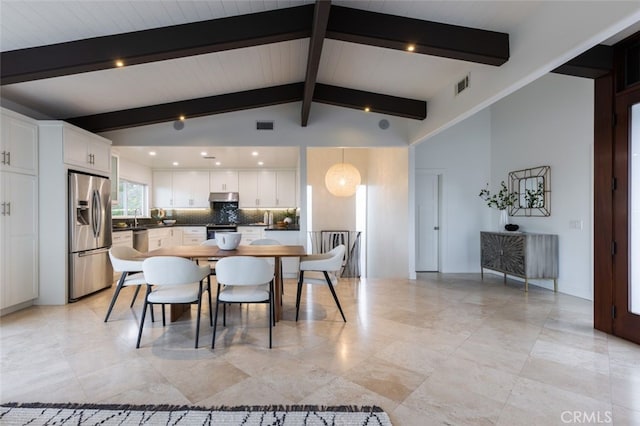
xmin=1 ymin=273 xmax=639 ymax=425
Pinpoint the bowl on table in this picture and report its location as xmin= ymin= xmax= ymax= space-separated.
xmin=216 ymin=232 xmax=242 ymax=250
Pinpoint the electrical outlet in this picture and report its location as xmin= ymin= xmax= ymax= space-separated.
xmin=569 ymin=220 xmax=583 ymax=230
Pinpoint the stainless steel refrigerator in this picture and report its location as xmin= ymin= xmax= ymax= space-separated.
xmin=68 ymin=171 xmax=113 ymax=301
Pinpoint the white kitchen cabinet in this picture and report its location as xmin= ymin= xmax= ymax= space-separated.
xmin=152 ymin=171 xmax=173 ymax=207
xmin=238 ymin=170 xmax=277 ymax=208
xmin=0 ymin=171 xmax=38 ymax=310
xmin=238 ymin=226 xmax=265 ymax=245
xmin=172 ymin=171 xmax=209 ymax=207
xmin=275 ymin=170 xmax=296 ymax=207
xmin=63 ymin=125 xmax=111 ymax=175
xmin=181 ymin=227 xmax=206 ymax=245
xmin=1 ymin=108 xmax=38 ymax=175
xmin=147 ymin=228 xmax=172 ymax=250
xmin=169 ymin=227 xmax=184 ymax=246
xmin=210 ymin=170 xmax=239 ymax=192
xmin=112 ymin=230 xmax=133 ymax=248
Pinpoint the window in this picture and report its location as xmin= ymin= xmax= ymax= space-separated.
xmin=112 ymin=178 xmax=148 ymax=217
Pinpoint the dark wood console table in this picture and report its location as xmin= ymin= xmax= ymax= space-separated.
xmin=480 ymin=231 xmax=558 ymax=292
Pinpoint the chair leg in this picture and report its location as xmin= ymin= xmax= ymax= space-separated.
xmin=207 ymin=278 xmax=213 ymax=327
xmin=195 ymin=282 xmax=203 ymax=348
xmin=136 ymin=287 xmax=152 ymax=348
xmin=269 ymin=282 xmax=273 ymax=349
xmin=223 ymin=303 xmax=227 ymax=327
xmin=212 ymin=284 xmax=222 ymax=349
xmin=161 ymin=304 xmax=166 ymax=327
xmin=104 ymin=272 xmax=127 ymax=322
xmin=270 ymin=279 xmax=276 ymax=327
xmin=295 ymin=271 xmax=304 ymax=321
xmin=129 ymin=285 xmax=141 ymax=307
xmin=324 ymin=271 xmax=346 ymax=322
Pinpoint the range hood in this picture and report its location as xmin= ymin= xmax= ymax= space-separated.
xmin=209 ymin=192 xmax=239 ymax=202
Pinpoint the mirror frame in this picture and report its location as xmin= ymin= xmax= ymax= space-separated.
xmin=509 ymin=165 xmax=551 ymax=217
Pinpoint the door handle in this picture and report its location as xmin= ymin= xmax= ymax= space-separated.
xmin=5 ymin=151 xmax=9 ymax=166
xmin=6 ymin=202 xmax=10 ymax=216
xmin=1 ymin=202 xmax=5 ymax=215
xmin=1 ymin=151 xmax=5 ymax=165
xmin=434 ymin=226 xmax=440 ymax=230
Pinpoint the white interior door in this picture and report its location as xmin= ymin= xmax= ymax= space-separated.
xmin=416 ymin=172 xmax=439 ymax=271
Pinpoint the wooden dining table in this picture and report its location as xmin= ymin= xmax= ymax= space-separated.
xmin=141 ymin=244 xmax=307 ymax=321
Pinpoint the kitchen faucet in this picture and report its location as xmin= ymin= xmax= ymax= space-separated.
xmin=134 ymin=208 xmax=139 ymax=228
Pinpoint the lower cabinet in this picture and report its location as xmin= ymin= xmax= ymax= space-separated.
xmin=147 ymin=228 xmax=172 ymax=250
xmin=0 ymin=171 xmax=38 ymax=310
xmin=238 ymin=226 xmax=264 ymax=245
xmin=181 ymin=227 xmax=205 ymax=245
xmin=480 ymin=231 xmax=558 ymax=292
xmin=111 ymin=231 xmax=133 ymax=279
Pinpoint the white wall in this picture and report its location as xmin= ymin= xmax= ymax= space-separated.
xmin=414 ymin=108 xmax=492 ymax=273
xmin=490 ymin=74 xmax=593 ymax=299
xmin=414 ymin=73 xmax=594 ymax=299
xmin=112 ymin=149 xmax=152 ymax=186
xmin=366 ymin=148 xmax=409 ymax=278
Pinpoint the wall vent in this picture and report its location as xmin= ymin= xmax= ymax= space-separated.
xmin=455 ymin=75 xmax=470 ymax=95
xmin=256 ymin=121 xmax=274 ymax=130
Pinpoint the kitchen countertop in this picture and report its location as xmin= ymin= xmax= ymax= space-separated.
xmin=112 ymin=223 xmax=295 ymax=231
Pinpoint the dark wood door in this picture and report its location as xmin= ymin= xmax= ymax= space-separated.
xmin=613 ymin=88 xmax=640 ymax=344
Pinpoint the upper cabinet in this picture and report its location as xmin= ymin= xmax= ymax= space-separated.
xmin=62 ymin=125 xmax=111 ymax=175
xmin=275 ymin=170 xmax=296 ymax=207
xmin=210 ymin=170 xmax=239 ymax=192
xmin=1 ymin=108 xmax=38 ymax=175
xmin=173 ymin=171 xmax=209 ymax=207
xmin=238 ymin=170 xmax=296 ymax=208
xmin=153 ymin=170 xmax=209 ymax=208
xmin=238 ymin=170 xmax=276 ymax=208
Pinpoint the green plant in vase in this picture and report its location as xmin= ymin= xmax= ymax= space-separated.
xmin=479 ymin=181 xmax=518 ymax=229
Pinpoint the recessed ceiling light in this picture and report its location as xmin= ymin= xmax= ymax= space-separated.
xmin=115 ymin=59 xmax=124 ymax=67
xmin=406 ymin=44 xmax=415 ymax=52
xmin=149 ymin=151 xmax=156 ymax=156
xmin=252 ymin=151 xmax=259 ymax=156
xmin=201 ymin=151 xmax=207 ymax=156
xmin=258 ymin=161 xmax=264 ymax=166
xmin=215 ymin=161 xmax=221 ymax=166
xmin=364 ymin=107 xmax=371 ymax=112
xmin=172 ymin=161 xmax=179 ymax=166
xmin=179 ymin=115 xmax=186 ymax=121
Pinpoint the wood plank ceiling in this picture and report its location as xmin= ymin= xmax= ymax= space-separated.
xmin=0 ymin=1 xmax=612 ymax=133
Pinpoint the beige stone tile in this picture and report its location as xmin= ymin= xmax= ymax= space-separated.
xmin=612 ymin=404 xmax=640 ymax=425
xmin=198 ymin=376 xmax=295 ymax=406
xmin=529 ymin=339 xmax=610 ymax=375
xmin=610 ymin=364 xmax=640 ymax=411
xmin=506 ymin=376 xmax=613 ymax=422
xmin=102 ymin=383 xmax=191 ymax=406
xmin=76 ymin=357 xmax=169 ymax=402
xmin=520 ymin=357 xmax=611 ymax=402
xmin=343 ymin=357 xmax=427 ymax=403
xmin=454 ymin=338 xmax=529 ymax=375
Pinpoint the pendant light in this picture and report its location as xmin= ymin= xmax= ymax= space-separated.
xmin=325 ymin=148 xmax=361 ymax=197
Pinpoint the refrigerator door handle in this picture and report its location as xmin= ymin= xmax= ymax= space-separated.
xmin=78 ymin=247 xmax=110 ymax=257
xmin=92 ymin=189 xmax=101 ymax=238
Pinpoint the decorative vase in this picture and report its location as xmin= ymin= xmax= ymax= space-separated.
xmin=499 ymin=209 xmax=509 ymax=230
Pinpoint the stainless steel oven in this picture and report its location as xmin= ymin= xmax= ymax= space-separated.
xmin=206 ymin=224 xmax=238 ymax=240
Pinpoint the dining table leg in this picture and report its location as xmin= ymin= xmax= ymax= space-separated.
xmin=273 ymin=256 xmax=283 ymax=321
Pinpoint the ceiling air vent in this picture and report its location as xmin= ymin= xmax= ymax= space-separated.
xmin=256 ymin=121 xmax=274 ymax=130
xmin=455 ymin=75 xmax=470 ymax=96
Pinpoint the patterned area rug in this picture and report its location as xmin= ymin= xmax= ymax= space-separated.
xmin=0 ymin=403 xmax=392 ymax=425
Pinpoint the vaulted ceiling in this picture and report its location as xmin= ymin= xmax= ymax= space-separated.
xmin=1 ymin=1 xmax=639 ymax=144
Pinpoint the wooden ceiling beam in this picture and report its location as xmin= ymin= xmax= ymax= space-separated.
xmin=301 ymin=0 xmax=332 ymax=127
xmin=1 ymin=5 xmax=314 ymax=85
xmin=326 ymin=5 xmax=509 ymax=66
xmin=313 ymin=83 xmax=426 ymax=120
xmin=67 ymin=83 xmax=304 ymax=133
xmin=552 ymin=45 xmax=613 ymax=79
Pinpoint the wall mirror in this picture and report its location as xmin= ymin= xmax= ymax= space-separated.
xmin=509 ymin=165 xmax=550 ymax=216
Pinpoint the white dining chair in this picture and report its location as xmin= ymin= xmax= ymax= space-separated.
xmin=212 ymin=256 xmax=275 ymax=349
xmin=137 ymin=256 xmax=211 ymax=348
xmin=296 ymin=244 xmax=347 ymax=322
xmin=250 ymin=238 xmax=283 ymax=297
xmin=199 ymin=238 xmax=220 ymax=276
xmin=106 ymin=246 xmax=152 ymax=322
